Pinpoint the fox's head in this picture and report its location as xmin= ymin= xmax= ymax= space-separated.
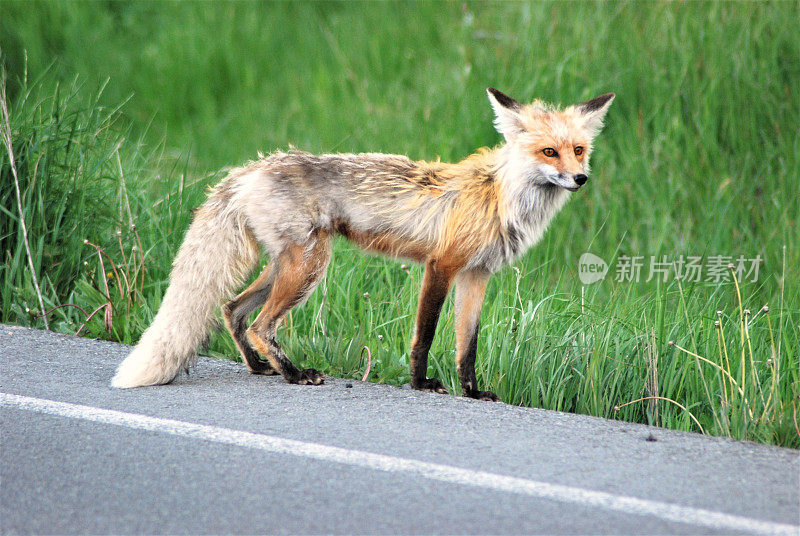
xmin=487 ymin=87 xmax=614 ymax=192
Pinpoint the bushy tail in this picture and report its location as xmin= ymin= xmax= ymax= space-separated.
xmin=111 ymin=198 xmax=259 ymax=388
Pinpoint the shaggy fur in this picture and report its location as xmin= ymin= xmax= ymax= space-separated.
xmin=111 ymin=88 xmax=614 ymax=400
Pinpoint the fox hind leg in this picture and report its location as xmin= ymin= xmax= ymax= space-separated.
xmin=223 ymin=263 xmax=280 ymax=375
xmin=246 ymin=232 xmax=331 ymax=385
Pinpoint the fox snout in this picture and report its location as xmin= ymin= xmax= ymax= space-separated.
xmin=561 ymin=173 xmax=588 ymax=191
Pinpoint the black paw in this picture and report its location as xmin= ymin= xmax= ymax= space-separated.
xmin=466 ymin=389 xmax=500 ymax=402
xmin=413 ymin=377 xmax=448 ymax=394
xmin=296 ymin=368 xmax=325 ymax=385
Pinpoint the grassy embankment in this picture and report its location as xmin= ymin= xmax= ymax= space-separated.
xmin=1 ymin=2 xmax=797 ymax=447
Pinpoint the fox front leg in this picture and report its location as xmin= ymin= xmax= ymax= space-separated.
xmin=409 ymin=259 xmax=457 ymax=394
xmin=454 ymin=270 xmax=499 ymax=401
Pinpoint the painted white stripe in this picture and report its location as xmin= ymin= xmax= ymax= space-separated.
xmin=2 ymin=392 xmax=797 ymax=536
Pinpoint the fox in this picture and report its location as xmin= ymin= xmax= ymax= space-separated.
xmin=111 ymin=88 xmax=614 ymax=401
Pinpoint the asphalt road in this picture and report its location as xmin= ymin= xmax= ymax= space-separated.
xmin=1 ymin=324 xmax=798 ymax=535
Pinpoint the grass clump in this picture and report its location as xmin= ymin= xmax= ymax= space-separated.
xmin=1 ymin=70 xmax=127 ymax=329
xmin=0 ymin=66 xmax=209 ymax=342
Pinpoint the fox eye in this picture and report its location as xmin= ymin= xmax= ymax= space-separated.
xmin=574 ymin=146 xmax=584 ymax=156
xmin=542 ymin=147 xmax=558 ymax=157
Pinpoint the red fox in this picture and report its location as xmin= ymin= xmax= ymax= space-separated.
xmin=112 ymin=88 xmax=614 ymax=401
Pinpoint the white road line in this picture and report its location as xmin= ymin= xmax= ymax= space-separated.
xmin=2 ymin=392 xmax=797 ymax=536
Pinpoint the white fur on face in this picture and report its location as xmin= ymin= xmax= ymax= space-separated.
xmin=530 ymin=162 xmax=561 ymax=184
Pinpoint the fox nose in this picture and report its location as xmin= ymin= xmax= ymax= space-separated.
xmin=574 ymin=174 xmax=588 ymax=186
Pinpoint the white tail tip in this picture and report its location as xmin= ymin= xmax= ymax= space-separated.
xmin=110 ymin=344 xmax=180 ymax=388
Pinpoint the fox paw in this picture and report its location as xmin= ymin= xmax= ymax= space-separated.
xmin=413 ymin=378 xmax=448 ymax=395
xmin=295 ymin=368 xmax=325 ymax=385
xmin=466 ymin=389 xmax=500 ymax=402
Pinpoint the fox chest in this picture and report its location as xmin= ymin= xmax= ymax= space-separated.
xmin=467 ymin=188 xmax=570 ymax=272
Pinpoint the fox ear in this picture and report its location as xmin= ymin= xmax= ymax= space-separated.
xmin=487 ymin=87 xmax=524 ymax=140
xmin=575 ymin=93 xmax=615 ymax=135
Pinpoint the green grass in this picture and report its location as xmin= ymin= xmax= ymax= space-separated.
xmin=1 ymin=1 xmax=798 ymax=447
